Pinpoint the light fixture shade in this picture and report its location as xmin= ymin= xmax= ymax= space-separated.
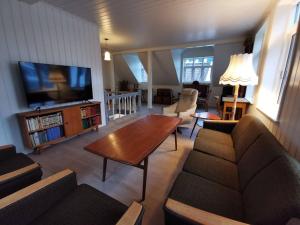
xmin=219 ymin=53 xmax=258 ymax=86
xmin=104 ymin=50 xmax=111 ymax=61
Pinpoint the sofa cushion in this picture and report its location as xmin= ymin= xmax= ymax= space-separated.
xmin=243 ymin=156 xmax=300 ymax=225
xmin=183 ymin=151 xmax=239 ymax=190
xmin=194 ymin=136 xmax=236 ymax=162
xmin=196 ymin=128 xmax=233 ymax=145
xmin=0 ymin=153 xmax=35 ymax=175
xmin=168 ymin=172 xmax=244 ymax=221
xmin=31 ymin=184 xmax=127 ymax=225
xmin=231 ymin=115 xmax=254 ymax=140
xmin=238 ymin=132 xmax=286 ymax=191
xmin=232 ymin=115 xmax=268 ymax=161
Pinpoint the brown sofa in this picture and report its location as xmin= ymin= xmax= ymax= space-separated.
xmin=164 ymin=115 xmax=300 ymax=225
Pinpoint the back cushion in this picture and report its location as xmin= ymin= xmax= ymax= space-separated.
xmin=243 ymin=156 xmax=300 ymax=225
xmin=176 ymin=88 xmax=198 ymax=112
xmin=238 ymin=132 xmax=286 ymax=191
xmin=231 ymin=115 xmax=254 ymax=139
xmin=231 ymin=115 xmax=268 ymax=161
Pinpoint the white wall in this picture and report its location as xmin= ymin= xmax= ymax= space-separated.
xmin=0 ymin=0 xmax=105 ymax=153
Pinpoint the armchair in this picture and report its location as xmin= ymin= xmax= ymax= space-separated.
xmin=163 ymin=88 xmax=198 ymax=126
xmin=0 ymin=169 xmax=144 ymax=225
xmin=0 ymin=145 xmax=42 ymax=198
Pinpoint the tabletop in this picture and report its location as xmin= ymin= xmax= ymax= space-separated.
xmin=84 ymin=115 xmax=181 ymax=165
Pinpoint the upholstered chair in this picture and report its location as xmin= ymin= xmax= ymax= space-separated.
xmin=163 ymin=88 xmax=198 ymax=126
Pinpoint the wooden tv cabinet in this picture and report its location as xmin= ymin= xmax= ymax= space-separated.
xmin=18 ymin=102 xmax=101 ymax=154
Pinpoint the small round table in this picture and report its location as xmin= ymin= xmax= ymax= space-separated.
xmin=190 ymin=112 xmax=221 ymax=138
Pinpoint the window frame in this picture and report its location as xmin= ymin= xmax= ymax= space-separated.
xmin=181 ymin=56 xmax=214 ymax=84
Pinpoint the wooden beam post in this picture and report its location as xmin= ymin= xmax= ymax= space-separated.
xmin=147 ymin=51 xmax=153 ymax=109
xmin=110 ymin=55 xmax=116 ymax=92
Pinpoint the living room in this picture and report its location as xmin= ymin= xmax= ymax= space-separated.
xmin=0 ymin=0 xmax=299 ymax=225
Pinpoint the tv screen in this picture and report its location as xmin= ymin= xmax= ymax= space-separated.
xmin=19 ymin=62 xmax=93 ymax=107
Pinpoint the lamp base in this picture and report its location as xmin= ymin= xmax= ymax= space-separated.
xmin=231 ymin=84 xmax=239 ymax=120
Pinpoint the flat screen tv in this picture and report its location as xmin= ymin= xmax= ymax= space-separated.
xmin=19 ymin=61 xmax=93 ymax=108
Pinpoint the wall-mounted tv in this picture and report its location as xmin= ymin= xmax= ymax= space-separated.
xmin=19 ymin=61 xmax=93 ymax=108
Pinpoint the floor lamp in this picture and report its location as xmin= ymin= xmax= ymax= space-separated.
xmin=219 ymin=54 xmax=258 ymax=120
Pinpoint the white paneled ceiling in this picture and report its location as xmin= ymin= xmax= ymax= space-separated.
xmin=40 ymin=0 xmax=275 ymax=51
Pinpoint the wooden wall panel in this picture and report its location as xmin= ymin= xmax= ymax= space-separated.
xmin=0 ymin=0 xmax=105 ymax=153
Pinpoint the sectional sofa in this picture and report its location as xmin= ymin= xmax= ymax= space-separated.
xmin=164 ymin=115 xmax=300 ymax=225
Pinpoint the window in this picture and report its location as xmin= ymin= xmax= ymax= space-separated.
xmin=182 ymin=56 xmax=213 ymax=83
xmin=277 ymin=2 xmax=299 ymax=104
xmin=245 ymin=22 xmax=267 ymax=103
xmin=256 ymin=1 xmax=299 ymax=121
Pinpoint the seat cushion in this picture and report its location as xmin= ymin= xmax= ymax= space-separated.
xmin=0 ymin=153 xmax=35 ymax=175
xmin=168 ymin=172 xmax=244 ymax=221
xmin=238 ymin=132 xmax=286 ymax=191
xmin=194 ymin=136 xmax=236 ymax=162
xmin=183 ymin=151 xmax=239 ymax=190
xmin=196 ymin=128 xmax=233 ymax=146
xmin=243 ymin=156 xmax=300 ymax=225
xmin=31 ymin=184 xmax=127 ymax=225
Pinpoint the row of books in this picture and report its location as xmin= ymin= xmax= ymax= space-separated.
xmin=26 ymin=113 xmax=63 ymax=132
xmin=30 ymin=126 xmax=64 ymax=147
xmin=82 ymin=116 xmax=100 ymax=129
xmin=81 ymin=106 xmax=100 ymax=118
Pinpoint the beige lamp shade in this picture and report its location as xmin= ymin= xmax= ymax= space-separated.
xmin=104 ymin=50 xmax=111 ymax=61
xmin=219 ymin=54 xmax=258 ymax=86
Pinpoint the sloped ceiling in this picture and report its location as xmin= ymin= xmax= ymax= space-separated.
xmin=34 ymin=0 xmax=276 ymax=51
xmin=138 ymin=51 xmax=179 ymax=85
xmin=114 ymin=54 xmax=137 ymax=83
xmin=171 ymin=49 xmax=185 ymax=82
xmin=123 ymin=53 xmax=147 ymax=82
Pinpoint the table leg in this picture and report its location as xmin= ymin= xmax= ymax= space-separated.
xmin=102 ymin=157 xmax=107 ymax=182
xmin=173 ymin=129 xmax=177 ymax=151
xmin=142 ymin=157 xmax=148 ymax=201
xmin=190 ymin=117 xmax=199 ymax=138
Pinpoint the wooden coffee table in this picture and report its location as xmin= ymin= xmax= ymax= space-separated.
xmin=190 ymin=112 xmax=221 ymax=138
xmin=84 ymin=115 xmax=181 ymax=201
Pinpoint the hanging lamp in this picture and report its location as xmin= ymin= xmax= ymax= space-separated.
xmin=104 ymin=38 xmax=111 ymax=61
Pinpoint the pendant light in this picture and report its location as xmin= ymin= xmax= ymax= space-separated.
xmin=104 ymin=38 xmax=111 ymax=61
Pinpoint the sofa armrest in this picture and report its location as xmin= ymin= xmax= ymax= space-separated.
xmin=0 ymin=169 xmax=77 ymax=225
xmin=163 ymin=103 xmax=178 ymax=115
xmin=165 ymin=198 xmax=250 ymax=225
xmin=116 ymin=201 xmax=144 ymax=225
xmin=203 ymin=120 xmax=238 ymax=134
xmin=0 ymin=145 xmax=16 ymax=161
xmin=0 ymin=163 xmax=41 ymax=184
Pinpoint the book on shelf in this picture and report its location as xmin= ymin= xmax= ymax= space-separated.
xmin=30 ymin=126 xmax=64 ymax=147
xmin=26 ymin=112 xmax=63 ymax=132
xmin=82 ymin=115 xmax=100 ymax=129
xmin=80 ymin=106 xmax=100 ymax=118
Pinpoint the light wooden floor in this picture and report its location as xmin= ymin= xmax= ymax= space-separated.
xmin=30 ymin=105 xmax=203 ymax=225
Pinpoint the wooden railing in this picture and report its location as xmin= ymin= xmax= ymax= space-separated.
xmin=104 ymin=90 xmax=142 ymax=123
